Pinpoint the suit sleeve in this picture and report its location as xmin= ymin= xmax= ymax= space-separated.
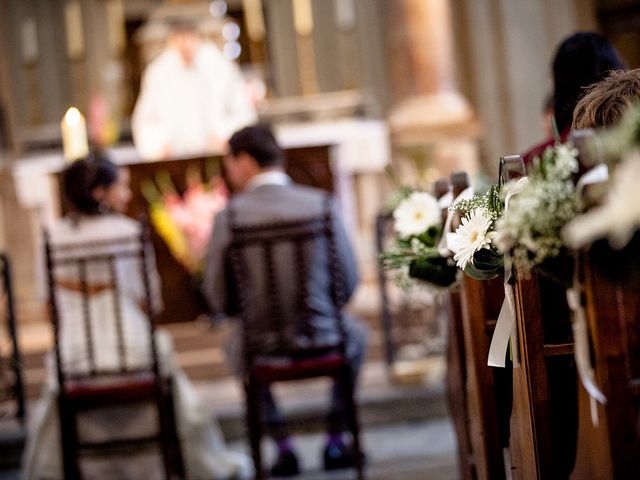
xmin=331 ymin=199 xmax=359 ymax=303
xmin=202 ymin=209 xmax=233 ymax=319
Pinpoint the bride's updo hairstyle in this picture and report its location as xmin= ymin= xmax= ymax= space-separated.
xmin=62 ymin=152 xmax=119 ymax=215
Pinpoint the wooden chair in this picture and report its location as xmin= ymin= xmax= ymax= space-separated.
xmin=432 ymin=175 xmax=473 ymax=480
xmin=507 ymin=156 xmax=578 ymax=479
xmin=44 ymin=227 xmax=184 ymax=479
xmin=226 ymin=200 xmax=364 ymax=480
xmin=375 ymin=211 xmax=397 ymax=367
xmin=446 ymin=171 xmax=509 ymax=480
xmin=0 ymin=253 xmax=27 ymax=469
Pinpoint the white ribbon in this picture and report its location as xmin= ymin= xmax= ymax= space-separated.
xmin=488 ymin=274 xmax=516 ymax=367
xmin=438 ymin=186 xmax=474 ymax=256
xmin=437 ymin=191 xmax=454 ymax=210
xmin=567 ymin=288 xmax=607 ymax=427
xmin=576 ymin=163 xmax=608 ymax=192
xmin=487 ymin=177 xmax=529 ymax=368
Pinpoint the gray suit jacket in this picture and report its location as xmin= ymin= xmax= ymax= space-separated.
xmin=203 ymin=181 xmax=360 ymax=350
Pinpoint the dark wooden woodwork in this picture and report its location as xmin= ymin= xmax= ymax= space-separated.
xmin=0 ymin=254 xmax=27 ymax=470
xmin=226 ymin=202 xmax=363 ymax=480
xmin=448 ymin=171 xmax=508 ymax=480
xmin=509 ymin=260 xmax=578 ymax=480
xmin=571 ymin=235 xmax=640 ymax=479
xmin=0 ymin=254 xmax=25 ymax=424
xmin=436 ymin=175 xmax=474 ymax=480
xmin=58 ymin=146 xmax=333 ymax=324
xmin=501 ymin=152 xmax=578 ymax=479
xmin=44 ymin=228 xmax=184 ymax=479
xmin=375 ymin=211 xmax=396 ymax=367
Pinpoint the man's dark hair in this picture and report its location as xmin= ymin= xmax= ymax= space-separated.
xmin=553 ymin=32 xmax=625 ymax=133
xmin=228 ymin=125 xmax=283 ymax=168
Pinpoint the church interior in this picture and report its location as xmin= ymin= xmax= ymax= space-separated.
xmin=2 ymin=0 xmax=640 ymax=479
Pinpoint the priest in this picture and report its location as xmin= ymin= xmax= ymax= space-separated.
xmin=132 ymin=19 xmax=257 ymax=160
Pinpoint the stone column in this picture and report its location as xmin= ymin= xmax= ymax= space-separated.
xmin=386 ymin=0 xmax=480 ymax=184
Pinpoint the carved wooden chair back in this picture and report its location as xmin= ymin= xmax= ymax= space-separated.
xmin=44 ymin=226 xmax=184 ymax=479
xmin=0 ymin=254 xmax=26 ymax=426
xmin=226 ymin=199 xmax=364 ymax=480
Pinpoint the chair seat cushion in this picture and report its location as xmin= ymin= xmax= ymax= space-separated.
xmin=64 ymin=373 xmax=161 ymax=403
xmin=251 ymin=353 xmax=346 ymax=382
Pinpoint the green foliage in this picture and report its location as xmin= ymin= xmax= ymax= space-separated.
xmin=463 ymin=249 xmax=503 ymax=280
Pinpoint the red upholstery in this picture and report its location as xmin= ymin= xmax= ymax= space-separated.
xmin=251 ymin=353 xmax=346 ymax=382
xmin=64 ymin=373 xmax=157 ymax=403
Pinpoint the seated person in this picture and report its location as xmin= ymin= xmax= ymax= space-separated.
xmin=203 ymin=125 xmax=368 ymax=477
xmin=523 ymin=32 xmax=625 ymax=163
xmin=24 ymin=153 xmax=252 ymax=480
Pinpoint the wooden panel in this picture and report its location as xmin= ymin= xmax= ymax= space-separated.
xmin=459 ymin=276 xmax=508 ymax=480
xmin=446 ymin=286 xmax=474 ymax=480
xmin=571 ymin=237 xmax=640 ymax=479
xmin=510 ymin=272 xmax=578 ymax=480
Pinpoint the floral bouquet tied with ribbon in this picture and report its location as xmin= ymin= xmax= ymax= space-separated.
xmin=381 ymin=190 xmax=458 ymax=288
xmin=447 ymin=185 xmax=503 ymax=280
xmin=493 ymin=143 xmax=581 ymax=281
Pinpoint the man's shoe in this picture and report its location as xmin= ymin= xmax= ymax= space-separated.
xmin=323 ymin=443 xmax=364 ymax=471
xmin=270 ymin=450 xmax=300 ymax=477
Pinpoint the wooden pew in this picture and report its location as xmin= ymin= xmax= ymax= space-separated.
xmin=433 ymin=176 xmax=473 ymax=480
xmin=571 ymin=233 xmax=640 ymax=479
xmin=447 ymin=171 xmax=509 ymax=480
xmin=508 ymin=153 xmax=578 ymax=479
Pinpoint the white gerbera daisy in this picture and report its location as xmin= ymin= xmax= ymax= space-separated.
xmin=393 ymin=192 xmax=441 ymax=238
xmin=448 ymin=208 xmax=496 ymax=270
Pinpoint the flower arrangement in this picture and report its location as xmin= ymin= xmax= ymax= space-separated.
xmin=142 ymin=165 xmax=228 ymax=275
xmin=380 ymin=189 xmax=457 ymax=288
xmin=493 ymin=143 xmax=581 ymax=276
xmin=447 ymin=185 xmax=503 ymax=280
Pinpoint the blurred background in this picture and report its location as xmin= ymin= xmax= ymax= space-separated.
xmin=1 ymin=1 xmax=640 ymax=478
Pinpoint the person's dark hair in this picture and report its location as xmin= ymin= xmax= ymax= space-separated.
xmin=228 ymin=124 xmax=283 ymax=168
xmin=553 ymin=32 xmax=625 ymax=134
xmin=62 ymin=152 xmax=119 ymax=215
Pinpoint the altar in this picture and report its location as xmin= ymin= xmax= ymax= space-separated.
xmin=9 ymin=119 xmax=390 ymax=323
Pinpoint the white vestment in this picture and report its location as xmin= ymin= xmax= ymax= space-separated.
xmin=24 ymin=214 xmax=253 ymax=480
xmin=132 ymin=43 xmax=257 ymax=160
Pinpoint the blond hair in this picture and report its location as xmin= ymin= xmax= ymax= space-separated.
xmin=572 ymin=69 xmax=640 ymax=130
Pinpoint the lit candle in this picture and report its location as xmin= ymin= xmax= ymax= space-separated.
xmin=61 ymin=107 xmax=89 ymax=162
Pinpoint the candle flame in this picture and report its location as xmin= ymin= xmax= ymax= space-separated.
xmin=64 ymin=107 xmax=82 ymax=126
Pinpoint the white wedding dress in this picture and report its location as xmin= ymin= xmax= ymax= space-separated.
xmin=24 ymin=214 xmax=253 ymax=480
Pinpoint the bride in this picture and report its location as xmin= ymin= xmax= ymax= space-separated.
xmin=23 ymin=154 xmax=252 ymax=480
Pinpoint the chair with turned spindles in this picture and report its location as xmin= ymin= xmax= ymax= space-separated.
xmin=227 ymin=200 xmax=364 ymax=480
xmin=44 ymin=228 xmax=184 ymax=480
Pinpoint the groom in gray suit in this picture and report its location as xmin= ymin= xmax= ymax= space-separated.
xmin=203 ymin=125 xmax=367 ymax=476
